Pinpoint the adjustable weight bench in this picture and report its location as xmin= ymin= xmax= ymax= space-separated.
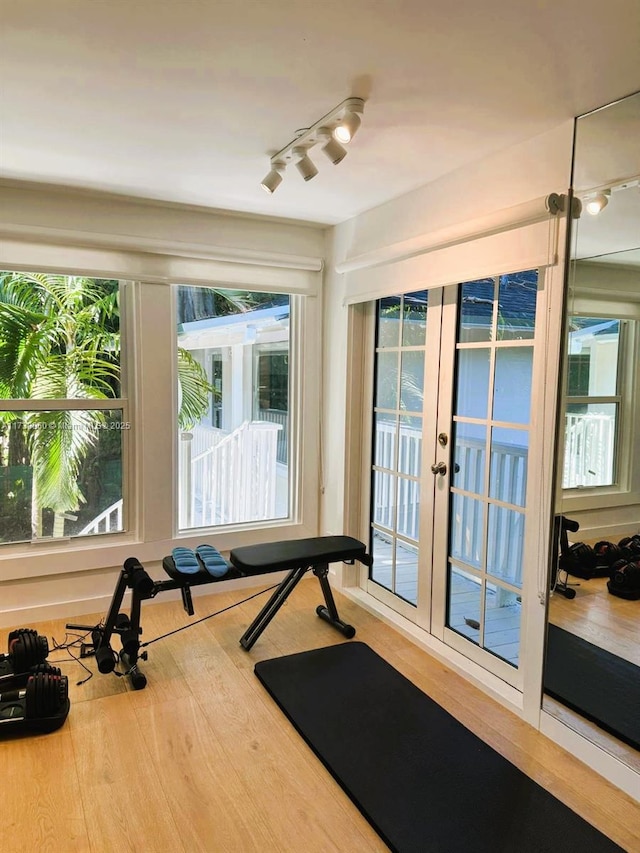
xmin=68 ymin=536 xmax=371 ymax=689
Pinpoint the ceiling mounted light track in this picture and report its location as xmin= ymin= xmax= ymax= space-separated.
xmin=260 ymin=97 xmax=365 ymax=194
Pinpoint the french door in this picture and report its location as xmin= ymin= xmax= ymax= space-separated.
xmin=366 ymin=272 xmax=539 ymax=687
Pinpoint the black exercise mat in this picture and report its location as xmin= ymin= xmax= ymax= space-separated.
xmin=545 ymin=623 xmax=640 ymax=751
xmin=255 ymin=642 xmax=624 ymax=853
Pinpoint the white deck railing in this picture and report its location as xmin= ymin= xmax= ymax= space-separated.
xmin=563 ymin=412 xmax=615 ymax=488
xmin=181 ymin=420 xmax=282 ymax=528
xmin=78 ymin=500 xmax=123 ymax=536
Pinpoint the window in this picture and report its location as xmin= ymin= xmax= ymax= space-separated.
xmin=562 ymin=317 xmax=623 ymax=488
xmin=0 ymin=271 xmax=127 ymax=543
xmin=176 ymin=285 xmax=291 ymax=528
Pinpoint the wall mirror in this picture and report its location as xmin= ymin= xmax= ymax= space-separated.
xmin=542 ymin=91 xmax=640 ymax=768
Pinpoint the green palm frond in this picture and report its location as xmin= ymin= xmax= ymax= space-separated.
xmin=177 ymin=348 xmax=213 ymax=430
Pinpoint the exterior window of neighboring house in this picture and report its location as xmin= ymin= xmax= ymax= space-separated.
xmin=0 ymin=271 xmax=126 ymax=544
xmin=176 ymin=285 xmax=291 ymax=529
xmin=562 ymin=317 xmax=625 ymax=489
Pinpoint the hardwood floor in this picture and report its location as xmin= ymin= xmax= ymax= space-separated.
xmin=1 ymin=579 xmax=639 ymax=853
xmin=548 ymin=575 xmax=640 ymax=666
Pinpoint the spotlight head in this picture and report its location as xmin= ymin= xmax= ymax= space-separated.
xmin=260 ymin=163 xmax=285 ymax=194
xmin=584 ymin=191 xmax=610 ymax=215
xmin=319 ymin=130 xmax=347 ymax=165
xmin=293 ymin=148 xmax=318 ymax=182
xmin=334 ymin=110 xmax=361 ymax=144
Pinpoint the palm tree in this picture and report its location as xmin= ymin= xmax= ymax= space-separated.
xmin=0 ymin=272 xmax=212 ymax=538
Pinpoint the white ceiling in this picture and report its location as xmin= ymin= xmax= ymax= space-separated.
xmin=1 ymin=0 xmax=639 ymax=225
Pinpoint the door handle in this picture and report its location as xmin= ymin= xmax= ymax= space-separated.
xmin=431 ymin=461 xmax=447 ymax=475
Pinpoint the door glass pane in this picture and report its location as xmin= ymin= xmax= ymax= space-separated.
xmin=448 ymin=565 xmax=481 ymax=643
xmin=450 ymin=493 xmax=484 ymax=570
xmin=398 ymin=415 xmax=421 ymax=476
xmin=493 ymin=347 xmax=533 ymax=423
xmin=459 ymin=279 xmax=494 ymax=343
xmin=447 ymin=270 xmax=537 ymax=673
xmin=374 ymin=413 xmax=396 ymax=469
xmin=378 ymin=296 xmax=402 ymax=347
xmin=497 ymin=272 xmax=537 ymax=340
xmin=402 ymin=291 xmax=427 ymax=346
xmin=455 ymin=348 xmax=490 ymax=419
xmin=375 ymin=351 xmax=399 ymax=410
xmin=484 ymin=582 xmax=521 ymax=666
xmin=400 ymin=351 xmax=424 ymax=412
xmin=486 ymin=505 xmax=524 ymax=588
xmin=452 ymin=422 xmax=486 ymax=493
xmin=489 ymin=427 xmax=528 ymax=506
xmin=371 ymin=289 xmax=429 ymax=608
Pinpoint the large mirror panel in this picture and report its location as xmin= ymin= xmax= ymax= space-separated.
xmin=543 ymin=92 xmax=640 ymax=769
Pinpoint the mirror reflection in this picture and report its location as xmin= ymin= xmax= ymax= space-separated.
xmin=543 ymin=92 xmax=640 ymax=767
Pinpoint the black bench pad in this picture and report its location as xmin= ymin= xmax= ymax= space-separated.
xmin=230 ymin=535 xmax=370 ymax=575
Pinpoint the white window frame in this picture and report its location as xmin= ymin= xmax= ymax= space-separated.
xmin=0 ymin=277 xmax=320 ymax=583
xmin=560 ymin=303 xmax=640 ymax=512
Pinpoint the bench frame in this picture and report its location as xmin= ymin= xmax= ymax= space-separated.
xmin=67 ymin=537 xmax=370 ymax=689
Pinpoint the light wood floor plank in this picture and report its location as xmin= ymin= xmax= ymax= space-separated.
xmin=1 ymin=579 xmax=638 ymax=852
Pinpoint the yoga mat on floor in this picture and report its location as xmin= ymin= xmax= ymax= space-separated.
xmin=255 ymin=642 xmax=624 ymax=853
xmin=544 ymin=623 xmax=640 ymax=751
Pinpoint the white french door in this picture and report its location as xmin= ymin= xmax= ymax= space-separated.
xmin=366 ymin=272 xmax=541 ymax=688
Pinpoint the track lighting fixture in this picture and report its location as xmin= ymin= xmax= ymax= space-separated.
xmin=260 ymin=163 xmax=285 ymax=194
xmin=293 ymin=148 xmax=318 ymax=182
xmin=584 ymin=191 xmax=610 ymax=215
xmin=320 ymin=132 xmax=348 ymax=165
xmin=259 ymin=97 xmax=365 ymax=193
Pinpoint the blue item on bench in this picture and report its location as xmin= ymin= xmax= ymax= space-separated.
xmin=171 ymin=547 xmax=200 ymax=575
xmin=196 ymin=544 xmax=229 ymax=578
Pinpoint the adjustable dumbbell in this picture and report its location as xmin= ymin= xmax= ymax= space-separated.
xmin=610 ymin=560 xmax=640 ymax=590
xmin=0 ymin=661 xmax=62 ymax=691
xmin=594 ymin=540 xmax=624 ymax=567
xmin=0 ymin=672 xmax=69 ymax=733
xmin=0 ymin=629 xmax=49 ymax=679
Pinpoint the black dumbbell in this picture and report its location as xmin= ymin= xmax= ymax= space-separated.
xmin=0 ymin=629 xmax=49 ymax=679
xmin=611 ymin=560 xmax=640 ymax=590
xmin=0 ymin=661 xmax=62 ymax=692
xmin=0 ymin=672 xmax=68 ymax=725
xmin=594 ymin=541 xmax=624 ymax=567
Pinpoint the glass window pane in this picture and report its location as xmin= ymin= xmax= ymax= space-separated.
xmin=400 ymin=350 xmax=424 ymax=412
xmin=458 ymin=279 xmax=495 ymax=343
xmin=455 ymin=348 xmax=490 ymax=419
xmin=448 ymin=564 xmax=481 ymax=643
xmin=489 ymin=427 xmax=528 ymax=506
xmin=497 ymin=271 xmax=538 ymax=340
xmin=450 ymin=493 xmax=484 ymax=570
xmin=0 ymin=408 xmax=125 ymax=543
xmin=397 ymin=476 xmax=420 ymax=540
xmin=563 ymin=403 xmax=617 ymax=488
xmin=484 ymin=582 xmax=521 ymax=667
xmin=402 ymin=290 xmax=428 ymax=346
xmin=567 ymin=318 xmax=620 ymax=396
xmin=176 ymin=286 xmax=290 ymax=528
xmin=0 ymin=272 xmax=121 ymax=400
xmin=377 ymin=296 xmax=401 ymax=348
xmin=398 ymin=415 xmax=421 ymax=476
xmin=486 ymin=505 xmax=524 ymax=588
xmin=372 ymin=470 xmax=396 ymax=530
xmin=493 ymin=347 xmax=533 ymax=424
xmin=395 ymin=539 xmax=418 ymax=605
xmin=452 ymin=421 xmax=486 ymax=494
xmin=374 ymin=413 xmax=396 ymax=470
xmin=371 ymin=529 xmax=393 ymax=589
xmin=375 ymin=351 xmax=399 ymax=410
